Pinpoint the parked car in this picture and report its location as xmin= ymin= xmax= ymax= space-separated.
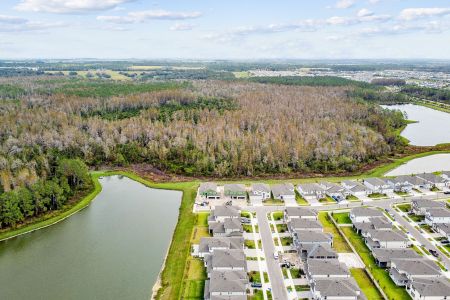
xmin=251 ymin=282 xmax=262 ymax=288
xmin=273 ymin=251 xmax=279 ymax=260
xmin=444 ymin=191 xmax=450 ymax=195
xmin=241 ymin=217 xmax=251 ymax=224
xmin=441 ymin=240 xmax=449 ymax=245
xmin=429 ymin=249 xmax=439 ymax=257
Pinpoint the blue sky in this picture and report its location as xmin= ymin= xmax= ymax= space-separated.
xmin=0 ymin=0 xmax=449 ymax=59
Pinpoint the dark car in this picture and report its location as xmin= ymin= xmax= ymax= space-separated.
xmin=444 ymin=191 xmax=450 ymax=195
xmin=251 ymin=282 xmax=262 ymax=288
xmin=429 ymin=249 xmax=439 ymax=257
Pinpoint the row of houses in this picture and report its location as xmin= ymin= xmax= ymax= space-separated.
xmin=349 ymin=207 xmax=450 ymax=299
xmin=192 ymin=206 xmax=249 ymax=300
xmin=198 ymin=172 xmax=450 ymax=205
xmin=410 ymin=199 xmax=450 ymax=239
xmin=284 ymin=207 xmax=363 ymax=299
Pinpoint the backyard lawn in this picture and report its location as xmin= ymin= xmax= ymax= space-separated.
xmin=318 ymin=212 xmax=352 ymax=252
xmin=341 ymin=227 xmax=412 ymax=300
xmin=350 ymin=268 xmax=384 ymax=300
xmin=295 ymin=190 xmax=309 ymax=205
xmin=331 ymin=212 xmax=352 ymax=224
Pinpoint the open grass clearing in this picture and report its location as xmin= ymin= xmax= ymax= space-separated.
xmin=318 ymin=212 xmax=352 ymax=253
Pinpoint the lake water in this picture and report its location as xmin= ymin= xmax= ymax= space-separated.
xmin=385 ymin=153 xmax=450 ymax=176
xmin=0 ymin=175 xmax=181 ymax=300
xmin=381 ymin=104 xmax=450 ymax=146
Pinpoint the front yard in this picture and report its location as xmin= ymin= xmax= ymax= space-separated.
xmin=331 ymin=212 xmax=352 ymax=224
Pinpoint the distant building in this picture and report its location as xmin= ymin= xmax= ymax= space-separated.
xmin=224 ymin=184 xmax=247 ymax=200
xmin=199 ymin=182 xmax=220 ymax=200
xmin=272 ymin=183 xmax=295 ymax=202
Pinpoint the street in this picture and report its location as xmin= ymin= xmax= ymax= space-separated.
xmin=255 ymin=207 xmax=289 ymax=300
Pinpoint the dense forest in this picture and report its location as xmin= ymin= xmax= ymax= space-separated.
xmin=0 ymin=76 xmax=411 ymax=228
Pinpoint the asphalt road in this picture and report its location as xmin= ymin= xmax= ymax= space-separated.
xmin=255 ymin=207 xmax=288 ymax=300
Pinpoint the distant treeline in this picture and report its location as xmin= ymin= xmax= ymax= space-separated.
xmin=371 ymin=78 xmax=406 ymax=86
xmin=400 ymin=85 xmax=450 ymax=102
xmin=247 ymin=76 xmax=372 ymax=87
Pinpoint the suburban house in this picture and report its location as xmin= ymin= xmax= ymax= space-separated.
xmin=406 ymin=278 xmax=450 ymax=300
xmin=371 ymin=248 xmax=421 ymax=268
xmin=389 ymin=259 xmax=442 ymax=287
xmin=288 ymin=218 xmax=323 ymax=233
xmin=416 ymin=173 xmax=447 ymax=189
xmin=306 ymin=259 xmax=350 ymax=282
xmin=284 ymin=207 xmax=318 ymax=222
xmin=319 ymin=181 xmax=349 ymax=201
xmin=424 ymin=208 xmax=450 ymax=226
xmin=205 ymin=249 xmax=247 ymax=273
xmin=224 ymin=184 xmax=247 ymax=200
xmin=363 ymin=177 xmax=394 ymax=194
xmin=353 ymin=217 xmax=392 ymax=237
xmin=341 ymin=180 xmax=371 ymax=197
xmin=294 ymin=230 xmax=333 ymax=256
xmin=249 ymin=183 xmax=271 ymax=203
xmin=349 ymin=207 xmax=384 ymax=223
xmin=307 ymin=244 xmax=338 ymax=260
xmin=311 ymin=278 xmax=361 ymax=300
xmin=199 ymin=182 xmax=220 ymax=200
xmin=365 ymin=229 xmax=409 ymax=250
xmin=209 ymin=218 xmax=243 ymax=237
xmin=442 ymin=171 xmax=450 ymax=187
xmin=209 ymin=206 xmax=240 ymax=223
xmin=411 ymin=199 xmax=445 ymax=215
xmin=435 ymin=223 xmax=450 ymax=240
xmin=394 ymin=175 xmax=429 ymax=190
xmin=204 ymin=270 xmax=248 ymax=300
xmin=196 ymin=237 xmax=244 ymax=258
xmin=272 ymin=183 xmax=296 ymax=202
xmin=386 ymin=176 xmax=414 ymax=193
xmin=297 ymin=183 xmax=325 ymax=200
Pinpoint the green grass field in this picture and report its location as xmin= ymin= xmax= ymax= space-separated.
xmin=332 ymin=212 xmax=352 ymax=224
xmin=318 ymin=212 xmax=352 ymax=252
xmin=350 ymin=268 xmax=384 ymax=300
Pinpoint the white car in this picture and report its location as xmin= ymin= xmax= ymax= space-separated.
xmin=273 ymin=251 xmax=279 ymax=259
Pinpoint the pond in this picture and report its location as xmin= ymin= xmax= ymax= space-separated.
xmin=385 ymin=153 xmax=450 ymax=176
xmin=381 ymin=104 xmax=450 ymax=146
xmin=0 ymin=175 xmax=181 ymax=300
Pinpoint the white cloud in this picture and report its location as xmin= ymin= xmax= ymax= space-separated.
xmin=97 ymin=9 xmax=202 ymax=23
xmin=335 ymin=0 xmax=356 ymax=9
xmin=170 ymin=23 xmax=193 ymax=31
xmin=15 ymin=0 xmax=134 ymax=14
xmin=0 ymin=15 xmax=28 ymax=24
xmin=357 ymin=8 xmax=373 ymax=17
xmin=368 ymin=0 xmax=380 ymax=4
xmin=399 ymin=8 xmax=450 ymax=21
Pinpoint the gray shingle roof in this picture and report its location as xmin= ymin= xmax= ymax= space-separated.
xmin=199 ymin=237 xmax=244 ymax=253
xmin=426 ymin=208 xmax=450 ymax=218
xmin=307 ymin=259 xmax=349 ymax=277
xmin=251 ymin=183 xmax=270 ymax=193
xmin=307 ymin=244 xmax=337 ymax=259
xmin=416 ymin=173 xmax=446 ymax=184
xmin=207 ymin=249 xmax=246 ymax=270
xmin=313 ymin=278 xmax=360 ymax=297
xmin=412 ymin=199 xmax=445 ymax=209
xmin=212 ymin=206 xmax=240 ymax=218
xmin=295 ymin=230 xmax=332 ymax=243
xmin=392 ymin=259 xmax=441 ymax=276
xmin=372 ymin=248 xmax=421 ymax=263
xmin=224 ymin=184 xmax=246 ymax=196
xmin=297 ymin=183 xmax=324 ymax=193
xmin=208 ymin=270 xmax=248 ymax=293
xmin=285 ymin=207 xmax=317 ymax=218
xmin=350 ymin=207 xmax=384 ymax=218
xmin=364 ymin=177 xmax=387 ymax=186
xmin=367 ymin=229 xmax=408 ymax=242
xmin=288 ymin=218 xmax=322 ymax=230
xmin=409 ymin=278 xmax=450 ymax=297
xmin=272 ymin=183 xmax=295 ymax=198
xmin=199 ymin=182 xmax=218 ymax=195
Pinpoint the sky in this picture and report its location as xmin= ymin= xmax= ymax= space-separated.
xmin=0 ymin=0 xmax=449 ymax=59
